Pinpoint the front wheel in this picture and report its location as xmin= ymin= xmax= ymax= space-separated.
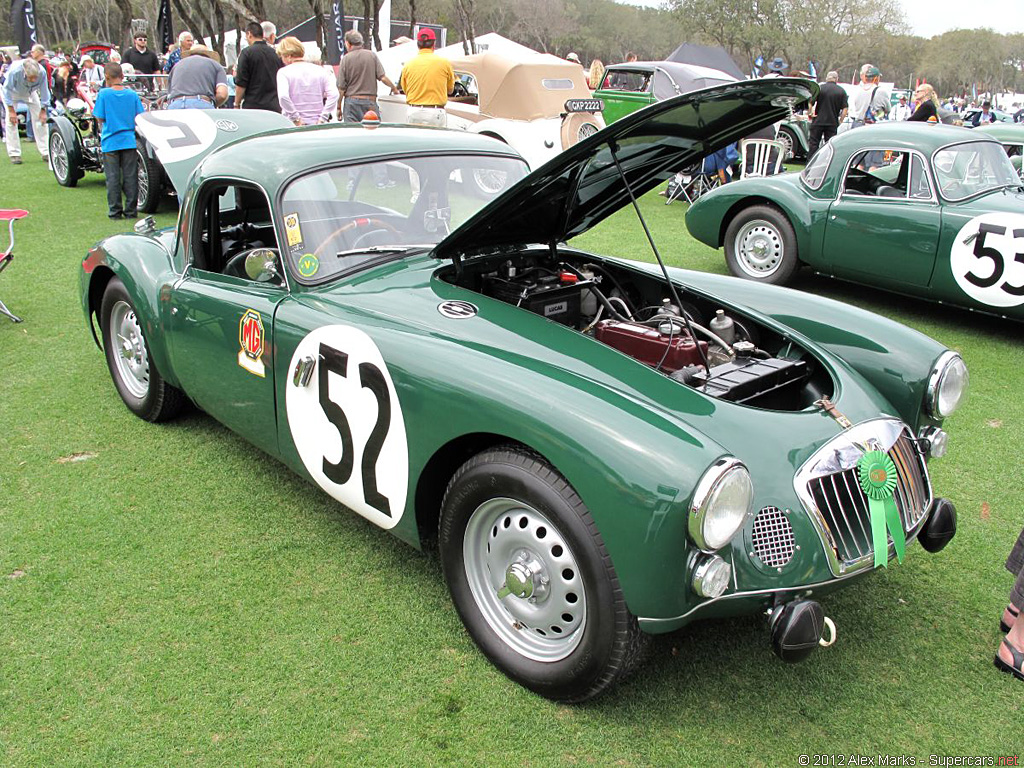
xmin=724 ymin=204 xmax=799 ymax=285
xmin=100 ymin=277 xmax=185 ymax=422
xmin=439 ymin=446 xmax=646 ymax=702
xmin=49 ymin=129 xmax=81 ymax=187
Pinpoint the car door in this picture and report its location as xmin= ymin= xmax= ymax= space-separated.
xmin=167 ymin=179 xmax=289 ymax=455
xmin=821 ymin=149 xmax=942 ymax=288
xmin=595 ymin=68 xmax=654 ymax=124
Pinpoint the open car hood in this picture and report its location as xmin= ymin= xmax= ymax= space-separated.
xmin=434 ymin=78 xmax=816 ymax=261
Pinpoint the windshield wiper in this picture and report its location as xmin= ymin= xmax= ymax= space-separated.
xmin=335 ymin=246 xmax=411 ymax=258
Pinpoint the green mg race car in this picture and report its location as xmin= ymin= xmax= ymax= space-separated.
xmin=685 ymin=122 xmax=1024 ymax=320
xmin=81 ymin=80 xmax=964 ymax=701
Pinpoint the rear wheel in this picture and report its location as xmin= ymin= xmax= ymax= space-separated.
xmin=49 ymin=130 xmax=81 ymax=187
xmin=100 ymin=278 xmax=185 ymax=422
xmin=136 ymin=144 xmax=162 ymax=213
xmin=439 ymin=446 xmax=647 ymax=702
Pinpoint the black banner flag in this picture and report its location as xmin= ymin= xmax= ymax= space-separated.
xmin=324 ymin=0 xmax=345 ymax=66
xmin=156 ymin=0 xmax=173 ymax=56
xmin=11 ymin=0 xmax=39 ymax=54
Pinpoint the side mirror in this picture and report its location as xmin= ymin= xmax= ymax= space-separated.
xmin=244 ymin=249 xmax=282 ymax=283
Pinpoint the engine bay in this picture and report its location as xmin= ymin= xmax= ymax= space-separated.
xmin=443 ymin=249 xmax=833 ymax=410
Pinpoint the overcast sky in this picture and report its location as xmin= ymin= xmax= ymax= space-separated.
xmin=617 ymin=0 xmax=1024 ymax=39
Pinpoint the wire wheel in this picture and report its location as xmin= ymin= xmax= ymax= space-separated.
xmin=733 ymin=218 xmax=785 ymax=278
xmin=109 ymin=299 xmax=150 ymax=399
xmin=778 ymin=128 xmax=795 ymax=161
xmin=472 ymin=167 xmax=508 ymax=196
xmin=463 ymin=497 xmax=587 ymax=662
xmin=49 ymin=131 xmax=71 ymax=185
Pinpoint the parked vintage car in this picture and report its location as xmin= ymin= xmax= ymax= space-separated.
xmin=975 ymin=122 xmax=1024 ymax=177
xmin=686 ymin=122 xmax=1024 ymax=320
xmin=962 ymin=106 xmax=1014 ymax=127
xmin=377 ymin=52 xmax=604 ymax=175
xmin=594 ymin=61 xmax=810 ymax=160
xmin=48 ymin=84 xmax=175 ymax=213
xmin=80 ymin=82 xmax=964 ymax=702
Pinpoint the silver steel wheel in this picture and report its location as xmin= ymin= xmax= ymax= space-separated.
xmin=109 ymin=299 xmax=150 ymax=399
xmin=577 ymin=122 xmax=599 ymax=141
xmin=50 ymin=132 xmax=69 ymax=182
xmin=733 ymin=218 xmax=785 ymax=278
xmin=463 ymin=497 xmax=587 ymax=662
xmin=472 ymin=167 xmax=508 ymax=196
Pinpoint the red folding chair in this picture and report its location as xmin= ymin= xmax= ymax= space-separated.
xmin=0 ymin=209 xmax=29 ymax=323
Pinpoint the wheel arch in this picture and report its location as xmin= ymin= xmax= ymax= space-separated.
xmin=414 ymin=431 xmax=550 ymax=546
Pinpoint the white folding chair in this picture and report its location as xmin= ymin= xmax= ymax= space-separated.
xmin=740 ymin=138 xmax=784 ymax=179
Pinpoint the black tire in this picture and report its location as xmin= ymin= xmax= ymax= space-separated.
xmin=100 ymin=277 xmax=185 ymax=422
xmin=49 ymin=129 xmax=81 ymax=187
xmin=439 ymin=446 xmax=647 ymax=702
xmin=136 ymin=144 xmax=162 ymax=214
xmin=723 ymin=204 xmax=799 ymax=285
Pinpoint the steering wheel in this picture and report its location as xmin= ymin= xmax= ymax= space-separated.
xmin=940 ymin=179 xmax=966 ymax=198
xmin=223 ymin=247 xmax=280 ymax=281
xmin=451 ymin=81 xmax=470 ymax=99
xmin=313 ymin=217 xmax=401 ymax=258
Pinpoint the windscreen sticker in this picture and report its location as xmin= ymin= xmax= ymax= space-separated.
xmin=238 ymin=309 xmax=266 ymax=377
xmin=284 ymin=213 xmax=304 ymax=247
xmin=286 ymin=326 xmax=409 ymax=530
xmin=950 ymin=213 xmax=1024 ymax=307
xmin=297 ymin=253 xmax=320 ymax=278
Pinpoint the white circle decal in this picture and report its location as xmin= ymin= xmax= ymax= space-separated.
xmin=135 ymin=111 xmax=219 ymax=164
xmin=950 ymin=212 xmax=1024 ymax=308
xmin=286 ymin=326 xmax=409 ymax=530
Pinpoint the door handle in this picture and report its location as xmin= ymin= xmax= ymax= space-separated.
xmin=292 ymin=355 xmax=316 ymax=387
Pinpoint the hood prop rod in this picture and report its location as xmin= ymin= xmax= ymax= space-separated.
xmin=607 ymin=141 xmax=711 ymax=372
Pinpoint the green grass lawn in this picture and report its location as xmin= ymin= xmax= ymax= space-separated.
xmin=1 ymin=143 xmax=1021 ymax=765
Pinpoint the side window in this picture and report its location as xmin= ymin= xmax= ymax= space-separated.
xmin=909 ymin=154 xmax=933 ymax=199
xmin=191 ymin=181 xmax=284 ymax=285
xmin=602 ymin=70 xmax=648 ymax=92
xmin=452 ymin=72 xmax=478 ymax=105
xmin=843 ymin=150 xmax=908 ymax=198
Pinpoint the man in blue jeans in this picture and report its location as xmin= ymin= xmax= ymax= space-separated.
xmin=165 ymin=45 xmax=228 ymax=109
xmin=94 ymin=63 xmax=145 ymax=219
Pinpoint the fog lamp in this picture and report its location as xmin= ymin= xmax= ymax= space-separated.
xmin=691 ymin=554 xmax=731 ymax=599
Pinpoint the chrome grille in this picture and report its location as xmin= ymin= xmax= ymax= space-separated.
xmin=806 ymin=429 xmax=930 ymax=567
xmin=751 ymin=506 xmax=795 ymax=569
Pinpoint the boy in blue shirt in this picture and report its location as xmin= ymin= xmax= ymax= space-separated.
xmin=93 ymin=62 xmax=145 ymax=219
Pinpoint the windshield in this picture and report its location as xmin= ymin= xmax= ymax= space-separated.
xmin=280 ymin=153 xmax=529 ymax=283
xmin=932 ymin=141 xmax=1020 ymax=201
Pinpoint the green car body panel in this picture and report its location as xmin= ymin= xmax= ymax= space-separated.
xmin=686 ymin=122 xmax=1024 ymax=320
xmin=81 ymin=86 xmax=959 ymax=640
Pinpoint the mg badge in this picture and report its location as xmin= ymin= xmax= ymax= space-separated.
xmin=238 ymin=309 xmax=266 ymax=377
xmin=437 ymin=300 xmax=478 ymax=319
xmin=216 ymin=119 xmax=239 ymax=132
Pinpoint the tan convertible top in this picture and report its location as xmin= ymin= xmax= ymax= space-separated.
xmin=448 ymin=53 xmax=594 ymax=121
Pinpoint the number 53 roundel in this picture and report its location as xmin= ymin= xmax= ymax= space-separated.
xmin=286 ymin=326 xmax=409 ymax=530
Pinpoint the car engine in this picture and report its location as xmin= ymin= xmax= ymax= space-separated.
xmin=445 ymin=251 xmax=832 ymax=410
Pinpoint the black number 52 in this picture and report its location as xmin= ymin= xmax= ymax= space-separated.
xmin=317 ymin=342 xmax=392 ymax=516
xmin=965 ymin=224 xmax=1024 ymax=296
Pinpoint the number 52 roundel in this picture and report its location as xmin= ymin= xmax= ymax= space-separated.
xmin=286 ymin=326 xmax=409 ymax=530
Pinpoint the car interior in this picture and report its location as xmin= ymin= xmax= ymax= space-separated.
xmin=191 ymin=182 xmax=284 ymax=285
xmin=841 ymin=150 xmax=932 ymax=200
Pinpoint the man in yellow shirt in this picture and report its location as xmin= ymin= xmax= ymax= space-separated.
xmin=399 ymin=28 xmax=455 ymax=127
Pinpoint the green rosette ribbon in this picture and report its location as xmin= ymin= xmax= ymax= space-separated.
xmin=857 ymin=450 xmax=905 ymax=568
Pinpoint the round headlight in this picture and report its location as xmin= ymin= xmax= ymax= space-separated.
xmin=692 ymin=554 xmax=731 ymax=599
xmin=927 ymin=352 xmax=969 ymax=418
xmin=688 ymin=458 xmax=753 ymax=551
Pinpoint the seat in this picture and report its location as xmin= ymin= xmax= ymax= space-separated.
xmin=0 ymin=209 xmax=29 ymax=323
xmin=739 ymin=138 xmax=784 ymax=179
xmin=665 ymin=158 xmax=723 ymax=205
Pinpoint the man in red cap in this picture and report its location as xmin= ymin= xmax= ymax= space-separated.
xmin=399 ymin=27 xmax=454 ymax=127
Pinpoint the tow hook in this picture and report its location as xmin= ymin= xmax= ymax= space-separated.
xmin=768 ymin=599 xmax=836 ymax=663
